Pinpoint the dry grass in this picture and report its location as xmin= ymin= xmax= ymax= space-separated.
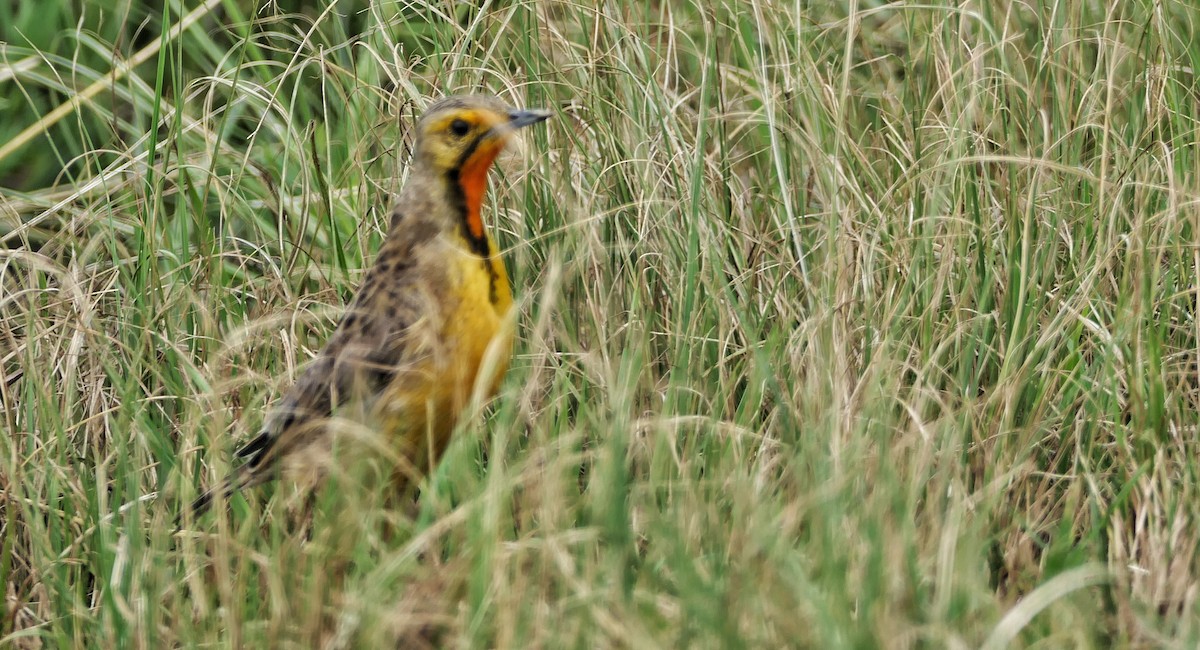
xmin=3 ymin=0 xmax=1200 ymax=647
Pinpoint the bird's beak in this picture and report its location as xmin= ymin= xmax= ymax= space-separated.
xmin=482 ymin=108 xmax=551 ymax=145
xmin=507 ymin=109 xmax=552 ymax=129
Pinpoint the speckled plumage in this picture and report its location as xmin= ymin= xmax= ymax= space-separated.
xmin=187 ymin=95 xmax=550 ymax=517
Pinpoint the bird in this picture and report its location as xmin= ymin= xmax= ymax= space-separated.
xmin=185 ymin=94 xmax=551 ymax=520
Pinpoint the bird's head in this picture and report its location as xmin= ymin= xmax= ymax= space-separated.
xmin=413 ymin=95 xmax=551 ymax=178
xmin=411 ymin=95 xmax=551 ymax=242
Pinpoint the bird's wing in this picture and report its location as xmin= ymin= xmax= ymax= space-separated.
xmin=186 ymin=297 xmax=422 ymax=518
xmin=185 ymin=210 xmax=442 ymax=518
xmin=233 ymin=273 xmax=431 ymax=477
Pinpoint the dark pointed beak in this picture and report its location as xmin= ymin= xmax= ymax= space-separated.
xmin=507 ymin=109 xmax=552 ymax=129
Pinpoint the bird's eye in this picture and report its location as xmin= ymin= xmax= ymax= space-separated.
xmin=450 ymin=119 xmax=470 ymax=136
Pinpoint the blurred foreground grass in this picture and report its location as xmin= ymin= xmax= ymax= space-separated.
xmin=3 ymin=0 xmax=1200 ymax=647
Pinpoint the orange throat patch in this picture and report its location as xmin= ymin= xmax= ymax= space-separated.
xmin=457 ymin=140 xmax=504 ymax=242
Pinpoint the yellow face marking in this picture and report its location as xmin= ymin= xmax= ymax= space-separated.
xmin=428 ymin=109 xmax=505 ymax=143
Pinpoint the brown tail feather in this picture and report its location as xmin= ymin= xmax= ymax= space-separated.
xmin=177 ymin=465 xmax=264 ymax=527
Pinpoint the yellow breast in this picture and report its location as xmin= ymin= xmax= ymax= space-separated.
xmin=445 ymin=240 xmax=514 ymax=401
xmin=374 ymin=234 xmax=513 ymax=470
